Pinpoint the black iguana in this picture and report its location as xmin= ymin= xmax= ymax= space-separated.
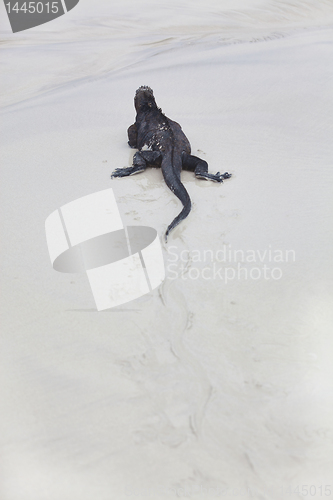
xmin=111 ymin=86 xmax=231 ymax=241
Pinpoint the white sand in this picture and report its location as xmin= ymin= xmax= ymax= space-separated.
xmin=1 ymin=1 xmax=333 ymax=499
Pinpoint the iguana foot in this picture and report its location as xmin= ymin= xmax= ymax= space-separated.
xmin=195 ymin=171 xmax=232 ymax=183
xmin=111 ymin=166 xmax=145 ymax=178
xmin=182 ymin=154 xmax=232 ymax=183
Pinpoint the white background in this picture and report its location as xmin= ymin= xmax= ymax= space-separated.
xmin=1 ymin=1 xmax=332 ymax=499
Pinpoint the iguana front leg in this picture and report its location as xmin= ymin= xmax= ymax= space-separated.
xmin=127 ymin=123 xmax=138 ymax=148
xmin=182 ymin=153 xmax=231 ymax=183
xmin=111 ymin=151 xmax=162 ymax=178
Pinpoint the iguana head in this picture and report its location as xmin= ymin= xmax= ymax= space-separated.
xmin=134 ymin=86 xmax=157 ymax=112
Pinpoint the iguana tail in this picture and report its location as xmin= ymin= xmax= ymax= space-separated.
xmin=161 ymin=152 xmax=191 ymax=242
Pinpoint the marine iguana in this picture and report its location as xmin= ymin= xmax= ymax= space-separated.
xmin=111 ymin=86 xmax=231 ymax=241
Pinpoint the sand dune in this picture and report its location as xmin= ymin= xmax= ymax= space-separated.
xmin=1 ymin=0 xmax=333 ymax=106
